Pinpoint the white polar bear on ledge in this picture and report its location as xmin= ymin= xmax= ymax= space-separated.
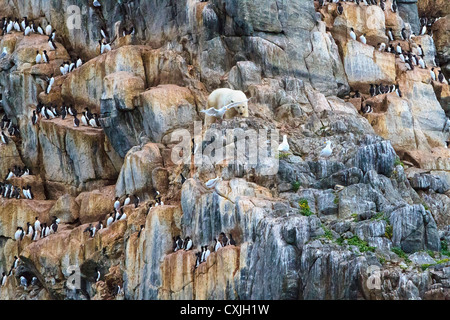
xmin=204 ymin=88 xmax=249 ymax=126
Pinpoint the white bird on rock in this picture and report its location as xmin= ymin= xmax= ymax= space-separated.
xmin=20 ymin=276 xmax=27 ymax=290
xmin=93 ymin=0 xmax=101 ymax=7
xmin=0 ymin=47 xmax=8 ymax=59
xmin=359 ymin=34 xmax=367 ymax=45
xmin=205 ymin=177 xmax=222 ymax=189
xmin=278 ymin=135 xmax=290 ymax=152
xmin=200 ymin=99 xmax=250 ymax=120
xmin=319 ymin=141 xmax=333 ymax=158
xmin=45 ymin=24 xmax=52 ymax=36
xmin=349 ymin=28 xmax=356 ymax=41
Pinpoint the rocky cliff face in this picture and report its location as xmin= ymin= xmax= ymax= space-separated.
xmin=0 ymin=0 xmax=449 ymax=300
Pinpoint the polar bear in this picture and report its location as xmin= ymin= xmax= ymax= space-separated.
xmin=205 ymin=88 xmax=249 ymax=126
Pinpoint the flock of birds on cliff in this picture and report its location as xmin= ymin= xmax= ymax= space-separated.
xmin=0 ymin=165 xmax=34 ymax=200
xmin=172 ymin=232 xmax=237 ymax=268
xmin=319 ymin=0 xmax=449 ymax=133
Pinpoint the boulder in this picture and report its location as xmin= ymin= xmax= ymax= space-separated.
xmin=75 ymin=185 xmax=116 ymax=224
xmin=138 ymin=84 xmax=198 ymax=143
xmin=390 ymin=204 xmax=440 ymax=253
xmin=115 ymin=143 xmax=164 ymax=200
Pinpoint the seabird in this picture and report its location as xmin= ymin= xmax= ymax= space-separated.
xmin=133 ymin=194 xmax=140 ymax=208
xmin=114 ymin=197 xmax=120 ymax=210
xmin=362 ymin=104 xmax=373 ymax=114
xmin=24 ymin=24 xmax=31 ymax=36
xmin=89 ymin=115 xmax=98 ymax=127
xmin=349 ymin=28 xmax=356 ymax=41
xmin=20 ymin=276 xmax=27 ymax=289
xmin=0 ymin=47 xmax=7 ymax=59
xmin=438 ymin=70 xmax=445 ymax=83
xmin=417 ymin=45 xmax=424 ymax=57
xmin=137 ymin=225 xmax=145 ymax=238
xmin=214 ymin=238 xmax=222 ymax=252
xmin=106 ymin=213 xmax=114 ymax=226
xmin=14 ymin=227 xmax=24 ymax=241
xmin=278 ymin=134 xmax=290 ymax=152
xmin=34 ymin=217 xmax=41 ymax=232
xmin=430 ymin=68 xmax=436 ymax=81
xmin=43 ymin=50 xmax=49 ymax=64
xmin=337 ymin=3 xmax=343 ymax=15
xmin=200 ymin=99 xmax=249 ymax=121
xmin=204 ymin=246 xmax=211 ymax=261
xmin=5 ymin=169 xmax=14 ymax=180
xmin=73 ymin=115 xmax=80 ymax=127
xmin=48 ymin=37 xmax=57 ymax=51
xmin=35 ymin=51 xmax=42 ymax=64
xmin=185 ymin=237 xmax=193 ymax=251
xmin=420 ymin=24 xmax=427 ymax=35
xmin=180 ymin=173 xmax=186 ymax=184
xmin=81 ymin=112 xmax=88 ymax=126
xmin=93 ymin=0 xmax=101 ymax=7
xmin=359 ymin=34 xmax=367 ymax=44
xmin=387 ymin=28 xmax=394 ymax=42
xmin=45 ymin=24 xmax=52 ymax=36
xmin=401 ymin=28 xmax=406 ymax=40
xmin=37 ymin=24 xmax=44 ymax=35
xmin=95 ymin=267 xmax=100 ymax=282
xmin=391 ymin=0 xmax=397 ymax=12
xmin=369 ymin=84 xmax=375 ymax=97
xmin=418 ymin=57 xmax=426 ymax=69
xmin=124 ymin=194 xmax=131 ymax=206
xmin=319 ymin=141 xmax=333 ymax=158
xmin=205 ymin=177 xmax=222 ymax=189
xmin=200 ymin=246 xmax=206 ymax=262
xmin=395 ymin=84 xmax=402 ymax=97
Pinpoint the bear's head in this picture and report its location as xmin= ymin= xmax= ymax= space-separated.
xmin=231 ymin=100 xmax=248 ymax=117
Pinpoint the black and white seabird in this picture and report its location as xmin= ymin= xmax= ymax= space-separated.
xmin=81 ymin=111 xmax=88 ymax=126
xmin=20 ymin=276 xmax=27 ymax=289
xmin=214 ymin=238 xmax=222 ymax=252
xmin=133 ymin=194 xmax=140 ymax=208
xmin=391 ymin=0 xmax=397 ymax=12
xmin=114 ymin=197 xmax=120 ymax=211
xmin=337 ymin=3 xmax=343 ymax=15
xmin=180 ymin=173 xmax=186 ymax=184
xmin=359 ymin=33 xmax=367 ymax=44
xmin=349 ymin=27 xmax=356 ymax=41
xmin=14 ymin=227 xmax=24 ymax=241
xmin=137 ymin=225 xmax=144 ymax=238
xmin=95 ymin=267 xmax=100 ymax=282
xmin=48 ymin=36 xmax=57 ymax=51
xmin=124 ymin=194 xmax=131 ymax=206
xmin=401 ymin=28 xmax=406 ymax=40
xmin=185 ymin=237 xmax=193 ymax=251
xmin=73 ymin=115 xmax=80 ymax=127
xmin=438 ymin=70 xmax=445 ymax=83
xmin=106 ymin=213 xmax=114 ymax=226
xmin=43 ymin=50 xmax=49 ymax=63
xmin=362 ymin=104 xmax=373 ymax=114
